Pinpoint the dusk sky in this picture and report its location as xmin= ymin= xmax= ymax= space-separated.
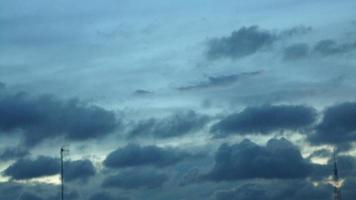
xmin=1 ymin=1 xmax=356 ymax=200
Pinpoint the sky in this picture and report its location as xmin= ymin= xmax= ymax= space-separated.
xmin=1 ymin=0 xmax=356 ymax=199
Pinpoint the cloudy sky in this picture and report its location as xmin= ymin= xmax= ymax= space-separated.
xmin=1 ymin=0 xmax=356 ymax=199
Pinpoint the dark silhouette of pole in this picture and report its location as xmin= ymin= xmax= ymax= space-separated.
xmin=333 ymin=149 xmax=342 ymax=200
xmin=60 ymin=147 xmax=64 ymax=200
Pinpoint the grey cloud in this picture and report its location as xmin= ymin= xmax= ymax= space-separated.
xmin=205 ymin=138 xmax=312 ymax=181
xmin=0 ymin=147 xmax=29 ymax=161
xmin=46 ymin=190 xmax=80 ymax=200
xmin=22 ymin=192 xmax=44 ymax=200
xmin=206 ymin=26 xmax=277 ymax=60
xmin=328 ymin=155 xmax=356 ymax=178
xmin=308 ymin=102 xmax=356 ymax=146
xmin=128 ymin=110 xmax=209 ymax=138
xmin=279 ymin=26 xmax=312 ymax=37
xmin=3 ymin=156 xmax=96 ymax=182
xmin=102 ymin=169 xmax=168 ymax=190
xmin=0 ymin=182 xmax=23 ymax=200
xmin=89 ymin=192 xmax=114 ymax=200
xmin=283 ymin=43 xmax=310 ymax=60
xmin=314 ymin=39 xmax=356 ymax=56
xmin=88 ymin=192 xmax=130 ymax=200
xmin=104 ymin=144 xmax=189 ymax=168
xmin=133 ymin=89 xmax=153 ymax=96
xmin=308 ymin=149 xmax=331 ymax=159
xmin=211 ymin=105 xmax=316 ymax=137
xmin=342 ymin=178 xmax=356 ymax=200
xmin=310 ymin=155 xmax=356 ymax=181
xmin=0 ymin=91 xmax=119 ymax=146
xmin=178 ymin=71 xmax=262 ymax=91
xmin=64 ymin=159 xmax=96 ymax=182
xmin=3 ymin=156 xmax=59 ymax=180
xmin=215 ymin=180 xmax=330 ymax=200
xmin=283 ymin=39 xmax=356 ymax=61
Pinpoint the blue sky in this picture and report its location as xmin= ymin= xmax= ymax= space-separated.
xmin=1 ymin=1 xmax=356 ymax=200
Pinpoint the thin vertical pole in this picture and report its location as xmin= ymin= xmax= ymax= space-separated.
xmin=61 ymin=148 xmax=64 ymax=200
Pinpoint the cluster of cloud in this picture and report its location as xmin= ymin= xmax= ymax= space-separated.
xmin=309 ymin=102 xmax=356 ymax=147
xmin=204 ymin=25 xmax=356 ymax=63
xmin=0 ymin=89 xmax=119 ymax=147
xmin=127 ymin=110 xmax=209 ymax=138
xmin=0 ymin=14 xmax=356 ymax=199
xmin=206 ymin=25 xmax=311 ymax=60
xmin=104 ymin=144 xmax=191 ymax=168
xmin=3 ymin=156 xmax=95 ymax=182
xmin=283 ymin=39 xmax=356 ymax=60
xmin=205 ymin=138 xmax=313 ymax=181
xmin=178 ymin=71 xmax=262 ymax=91
xmin=211 ymin=105 xmax=316 ymax=136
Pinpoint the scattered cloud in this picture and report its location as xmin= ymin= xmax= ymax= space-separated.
xmin=3 ymin=156 xmax=96 ymax=182
xmin=205 ymin=138 xmax=312 ymax=181
xmin=0 ymin=147 xmax=29 ymax=161
xmin=206 ymin=25 xmax=312 ymax=60
xmin=89 ymin=192 xmax=130 ymax=200
xmin=128 ymin=110 xmax=209 ymax=138
xmin=283 ymin=43 xmax=310 ymax=60
xmin=214 ymin=180 xmax=330 ymax=200
xmin=283 ymin=39 xmax=356 ymax=61
xmin=206 ymin=26 xmax=277 ymax=60
xmin=211 ymin=105 xmax=316 ymax=137
xmin=133 ymin=89 xmax=153 ymax=96
xmin=64 ymin=159 xmax=96 ymax=182
xmin=102 ymin=169 xmax=168 ymax=190
xmin=314 ymin=39 xmax=356 ymax=56
xmin=178 ymin=71 xmax=262 ymax=91
xmin=104 ymin=144 xmax=189 ymax=168
xmin=0 ymin=91 xmax=119 ymax=146
xmin=3 ymin=156 xmax=59 ymax=180
xmin=308 ymin=102 xmax=356 ymax=147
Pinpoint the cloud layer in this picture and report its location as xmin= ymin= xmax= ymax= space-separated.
xmin=211 ymin=105 xmax=316 ymax=136
xmin=0 ymin=91 xmax=118 ymax=146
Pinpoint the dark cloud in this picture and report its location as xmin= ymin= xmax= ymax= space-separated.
xmin=3 ymin=156 xmax=96 ymax=181
xmin=89 ymin=191 xmax=130 ymax=200
xmin=279 ymin=26 xmax=312 ymax=37
xmin=328 ymin=155 xmax=356 ymax=178
xmin=342 ymin=178 xmax=356 ymax=200
xmin=309 ymin=154 xmax=356 ymax=181
xmin=308 ymin=102 xmax=356 ymax=146
xmin=283 ymin=39 xmax=356 ymax=61
xmin=308 ymin=149 xmax=331 ymax=159
xmin=89 ymin=192 xmax=114 ymax=200
xmin=211 ymin=105 xmax=316 ymax=137
xmin=46 ymin=190 xmax=80 ymax=200
xmin=128 ymin=110 xmax=209 ymax=138
xmin=21 ymin=192 xmax=44 ymax=200
xmin=206 ymin=26 xmax=276 ymax=60
xmin=283 ymin=43 xmax=310 ymax=60
xmin=64 ymin=159 xmax=96 ymax=182
xmin=215 ymin=180 xmax=331 ymax=200
xmin=133 ymin=89 xmax=153 ymax=96
xmin=205 ymin=138 xmax=312 ymax=181
xmin=102 ymin=169 xmax=168 ymax=190
xmin=314 ymin=39 xmax=356 ymax=56
xmin=104 ymin=144 xmax=189 ymax=168
xmin=0 ymin=91 xmax=119 ymax=146
xmin=178 ymin=71 xmax=262 ymax=91
xmin=0 ymin=182 xmax=23 ymax=200
xmin=3 ymin=156 xmax=59 ymax=180
xmin=0 ymin=147 xmax=29 ymax=161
